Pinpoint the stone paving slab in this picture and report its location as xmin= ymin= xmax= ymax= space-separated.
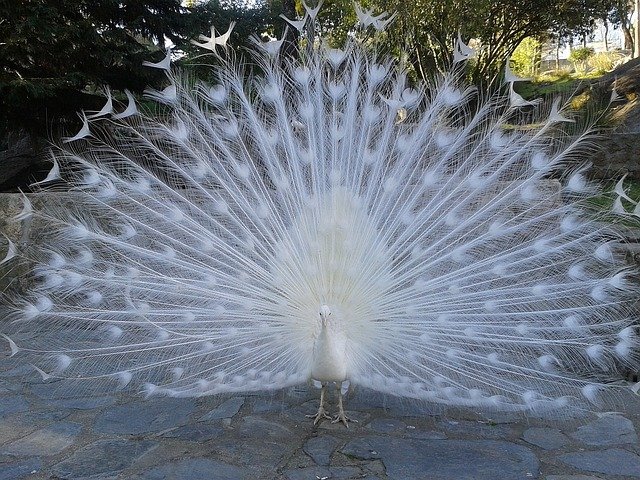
xmin=0 ymin=458 xmax=42 ymax=480
xmin=3 ymin=422 xmax=82 ymax=457
xmin=51 ymin=439 xmax=158 ymax=479
xmin=570 ymin=415 xmax=638 ymax=446
xmin=137 ymin=458 xmax=252 ymax=480
xmin=1 ymin=369 xmax=640 ymax=480
xmin=93 ymin=398 xmax=197 ymax=435
xmin=342 ymin=436 xmax=540 ymax=479
xmin=558 ymin=448 xmax=640 ymax=478
xmin=522 ymin=427 xmax=571 ymax=450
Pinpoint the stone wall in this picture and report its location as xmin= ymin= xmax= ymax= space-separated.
xmin=590 ymin=132 xmax=640 ymax=181
xmin=0 ymin=194 xmax=33 ymax=294
xmin=0 ymin=131 xmax=47 ymax=191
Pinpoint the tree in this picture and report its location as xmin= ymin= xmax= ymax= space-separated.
xmin=302 ymin=0 xmax=616 ymax=84
xmin=608 ymin=0 xmax=634 ymax=51
xmin=510 ymin=37 xmax=543 ymax=78
xmin=569 ymin=46 xmax=596 ymax=72
xmin=183 ymin=1 xmax=275 ymax=74
xmin=0 ymin=0 xmax=274 ymax=140
xmin=0 ymin=1 xmax=181 ymax=139
xmin=636 ymin=0 xmax=640 ymax=57
xmin=0 ymin=0 xmax=277 ymax=190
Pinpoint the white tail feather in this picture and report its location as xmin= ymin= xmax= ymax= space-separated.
xmin=2 ymin=32 xmax=638 ymax=415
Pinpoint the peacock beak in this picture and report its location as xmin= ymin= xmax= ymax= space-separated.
xmin=319 ymin=304 xmax=331 ymax=326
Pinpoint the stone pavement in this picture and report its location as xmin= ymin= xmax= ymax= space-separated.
xmin=1 ymin=351 xmax=640 ymax=480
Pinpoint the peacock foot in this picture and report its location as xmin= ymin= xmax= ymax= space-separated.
xmin=331 ymin=408 xmax=357 ymax=428
xmin=306 ymin=405 xmax=332 ymax=425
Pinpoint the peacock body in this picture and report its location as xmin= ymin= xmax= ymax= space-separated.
xmin=2 ymin=13 xmax=639 ymax=424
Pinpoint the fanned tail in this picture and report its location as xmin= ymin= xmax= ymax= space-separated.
xmin=2 ymin=34 xmax=638 ymax=413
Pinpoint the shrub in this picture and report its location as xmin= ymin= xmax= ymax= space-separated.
xmin=588 ymin=51 xmax=623 ymax=74
xmin=510 ymin=37 xmax=542 ymax=78
xmin=568 ymin=47 xmax=595 ymax=73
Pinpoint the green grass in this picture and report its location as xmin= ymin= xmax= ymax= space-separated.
xmin=513 ymin=68 xmax=604 ymax=101
xmin=586 ymin=178 xmax=640 ymax=228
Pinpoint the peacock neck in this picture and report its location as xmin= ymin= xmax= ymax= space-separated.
xmin=311 ymin=309 xmax=348 ymax=382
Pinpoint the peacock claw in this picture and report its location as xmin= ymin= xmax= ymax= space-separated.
xmin=331 ymin=411 xmax=356 ymax=428
xmin=306 ymin=406 xmax=331 ymax=425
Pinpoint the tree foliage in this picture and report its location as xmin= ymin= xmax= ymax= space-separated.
xmin=0 ymin=0 xmax=273 ymax=139
xmin=182 ymin=1 xmax=275 ymax=77
xmin=608 ymin=0 xmax=634 ymax=52
xmin=306 ymin=0 xmax=616 ymax=84
xmin=0 ymin=1 xmax=179 ymax=136
xmin=510 ymin=38 xmax=542 ymax=78
xmin=0 ymin=0 xmax=622 ymax=140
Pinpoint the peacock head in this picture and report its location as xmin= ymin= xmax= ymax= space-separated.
xmin=319 ymin=304 xmax=332 ymax=327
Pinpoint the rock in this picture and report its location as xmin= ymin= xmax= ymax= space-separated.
xmin=405 ymin=429 xmax=448 ymax=440
xmin=284 ymin=466 xmax=363 ymax=480
xmin=0 ymin=395 xmax=29 ymax=416
xmin=21 ymin=410 xmax=71 ymax=423
xmin=342 ymin=437 xmax=539 ymax=480
xmin=330 ymin=466 xmax=363 ymax=478
xmin=238 ymin=416 xmax=293 ymax=440
xmin=161 ymin=423 xmax=224 ymax=442
xmin=93 ymin=398 xmax=196 ymax=434
xmin=199 ymin=396 xmax=245 ymax=421
xmin=0 ymin=458 xmax=42 ymax=480
xmin=348 ymin=389 xmax=438 ymax=417
xmin=570 ymin=414 xmax=637 ymax=446
xmin=29 ymin=378 xmax=116 ymax=399
xmin=559 ymin=448 xmax=640 ymax=477
xmin=140 ymin=458 xmax=251 ymax=480
xmin=545 ymin=475 xmax=604 ymax=480
xmin=522 ymin=427 xmax=570 ymax=450
xmin=3 ymin=422 xmax=82 ymax=457
xmin=439 ymin=419 xmax=514 ymax=440
xmin=251 ymin=398 xmax=288 ymax=413
xmin=284 ymin=466 xmax=331 ymax=480
xmin=52 ymin=439 xmax=156 ymax=479
xmin=303 ymin=435 xmax=340 ymax=465
xmin=366 ymin=418 xmax=407 ymax=434
xmin=0 ymin=420 xmax=38 ymax=445
xmin=210 ymin=417 xmax=297 ymax=468
xmin=49 ymin=396 xmax=116 ymax=410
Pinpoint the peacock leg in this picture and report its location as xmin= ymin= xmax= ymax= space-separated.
xmin=332 ymin=381 xmax=356 ymax=427
xmin=306 ymin=382 xmax=331 ymax=425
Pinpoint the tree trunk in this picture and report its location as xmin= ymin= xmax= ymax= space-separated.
xmin=281 ymin=0 xmax=299 ymax=60
xmin=635 ymin=0 xmax=640 ymax=57
xmin=623 ymin=23 xmax=633 ymax=51
xmin=266 ymin=0 xmax=300 ymax=59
